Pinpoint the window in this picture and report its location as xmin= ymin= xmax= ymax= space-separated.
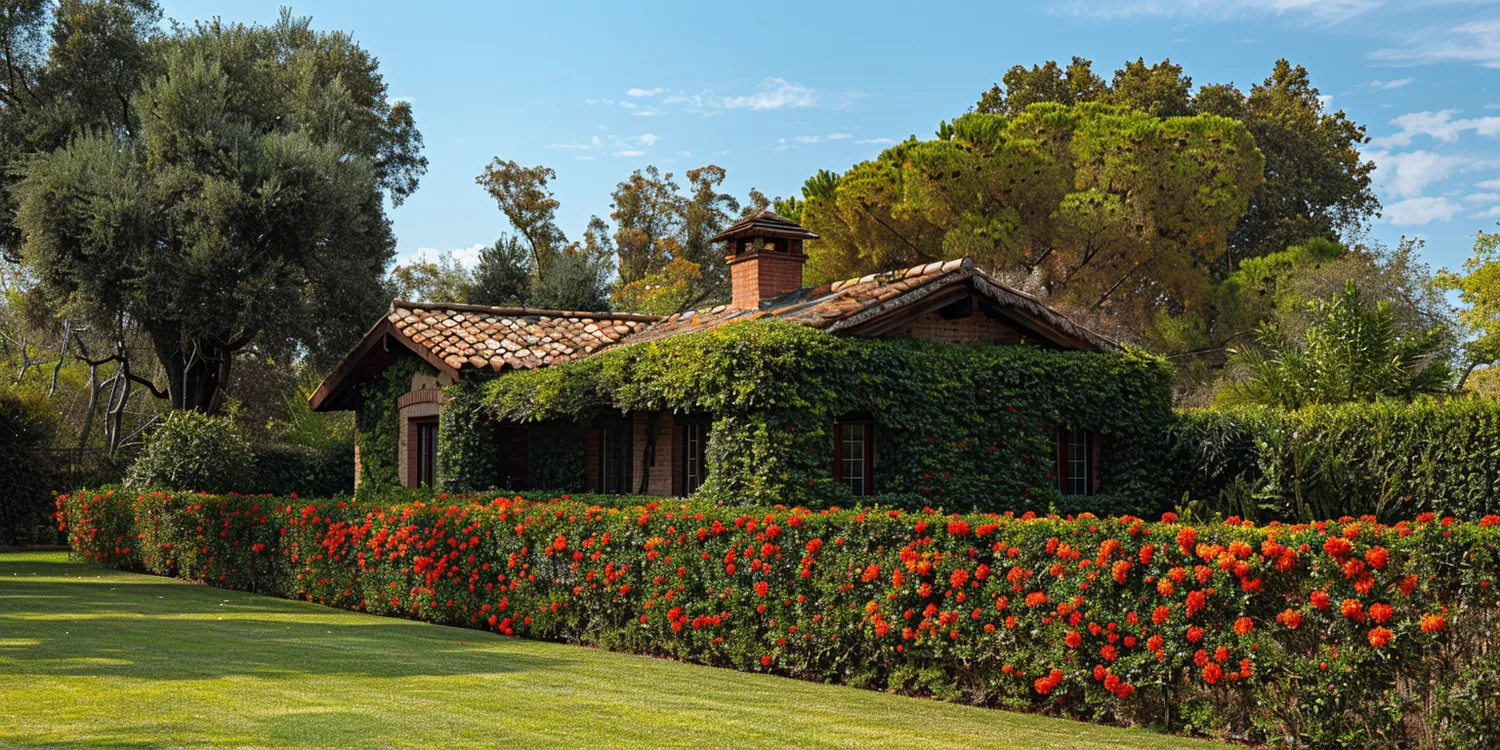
xmin=496 ymin=425 xmax=528 ymax=490
xmin=682 ymin=422 xmax=709 ymax=494
xmin=599 ymin=420 xmax=631 ymax=494
xmin=413 ymin=417 xmax=438 ymax=487
xmin=1056 ymin=428 xmax=1097 ymax=496
xmin=833 ymin=420 xmax=874 ymax=496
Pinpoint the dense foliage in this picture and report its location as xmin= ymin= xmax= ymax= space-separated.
xmin=1174 ymin=399 xmax=1500 ymax=523
xmin=124 ymin=410 xmax=253 ymax=494
xmin=476 ymin=320 xmax=1175 ymax=512
xmin=0 ymin=391 xmax=57 ymax=545
xmin=60 ymin=489 xmax=1500 ymax=748
xmin=354 ymin=357 xmax=435 ymax=494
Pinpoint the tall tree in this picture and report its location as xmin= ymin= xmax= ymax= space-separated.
xmin=610 ymin=166 xmax=684 ymax=284
xmin=474 ymin=159 xmax=568 ymax=274
xmin=798 ymin=103 xmax=1264 ymax=336
xmin=1437 ymin=229 xmax=1500 ymax=389
xmin=974 ymin=57 xmax=1377 ymax=266
xmin=679 ymin=165 xmax=740 ymax=286
xmin=464 ymin=235 xmax=532 ymax=308
xmin=14 ymin=11 xmax=424 ymax=412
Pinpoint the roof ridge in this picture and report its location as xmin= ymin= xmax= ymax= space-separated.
xmin=391 ymin=299 xmax=661 ymax=323
xmin=827 ymin=257 xmax=975 ymax=293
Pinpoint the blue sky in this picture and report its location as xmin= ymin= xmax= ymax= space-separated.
xmin=159 ymin=0 xmax=1500 ymax=274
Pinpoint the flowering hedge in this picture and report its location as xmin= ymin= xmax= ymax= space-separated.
xmin=59 ymin=490 xmax=1500 ymax=748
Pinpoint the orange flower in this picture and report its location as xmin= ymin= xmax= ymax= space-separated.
xmin=1233 ymin=616 xmax=1254 ymax=636
xmin=1367 ymin=626 xmax=1394 ymax=648
xmin=1152 ymin=605 xmax=1171 ymax=625
xmin=1024 ymin=591 xmax=1048 ymax=607
xmin=1364 ymin=546 xmax=1388 ymax=570
xmin=1310 ymin=590 xmax=1331 ymax=610
xmin=1420 ymin=613 xmax=1447 ymax=633
xmin=1202 ymin=662 xmax=1223 ymax=684
xmin=860 ymin=564 xmax=880 ymax=583
xmin=1340 ymin=598 xmax=1365 ymax=621
xmin=1065 ymin=630 xmax=1082 ymax=648
xmin=1186 ymin=625 xmax=1204 ymax=643
xmin=1276 ymin=609 xmax=1302 ymax=629
xmin=1176 ymin=527 xmax=1197 ymax=556
xmin=1323 ymin=536 xmax=1352 ymax=558
xmin=949 ymin=569 xmax=969 ymax=588
xmin=1186 ymin=590 xmax=1207 ymax=617
xmin=1368 ymin=602 xmax=1393 ymax=624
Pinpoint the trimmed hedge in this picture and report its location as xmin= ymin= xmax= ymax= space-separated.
xmin=1174 ymin=399 xmax=1500 ymax=522
xmin=60 ymin=489 xmax=1500 ymax=748
xmin=474 ymin=319 xmax=1176 ymax=513
xmin=247 ymin=442 xmax=355 ymax=498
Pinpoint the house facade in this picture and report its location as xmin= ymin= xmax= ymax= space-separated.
xmin=310 ymin=212 xmax=1162 ymax=506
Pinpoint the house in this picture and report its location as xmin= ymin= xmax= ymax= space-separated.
xmin=310 ymin=212 xmax=1150 ymax=504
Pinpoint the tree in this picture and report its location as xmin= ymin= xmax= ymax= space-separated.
xmin=1437 ymin=229 xmax=1500 ymax=389
xmin=474 ymin=159 xmax=567 ymax=274
xmin=388 ymin=252 xmax=473 ymax=304
xmin=679 ymin=166 xmax=740 ymax=286
xmin=611 ymin=166 xmax=684 ymax=284
xmin=973 ymin=57 xmax=1377 ymax=266
xmin=612 ymin=259 xmax=702 ymax=315
xmin=798 ymin=103 xmax=1264 ymax=337
xmin=464 ymin=235 xmax=532 ymax=307
xmin=1219 ymin=281 xmax=1453 ymax=409
xmin=14 ymin=12 xmax=424 ymax=412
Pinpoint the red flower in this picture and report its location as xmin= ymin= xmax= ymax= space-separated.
xmin=949 ymin=569 xmax=969 ymax=589
xmin=754 ymin=581 xmax=769 ymax=598
xmin=1368 ymin=602 xmax=1393 ymax=624
xmin=1420 ymin=613 xmax=1447 ymax=633
xmin=1065 ymin=631 xmax=1082 ymax=649
xmin=760 ymin=655 xmax=773 ymax=667
xmin=1364 ymin=546 xmax=1388 ymax=570
xmin=1202 ymin=662 xmax=1223 ymax=684
xmin=1233 ymin=616 xmax=1254 ymax=636
xmin=1367 ymin=626 xmax=1394 ymax=648
xmin=1176 ymin=527 xmax=1197 ymax=556
xmin=860 ymin=564 xmax=880 ymax=583
xmin=1323 ymin=536 xmax=1352 ymax=558
xmin=1161 ymin=512 xmax=1179 ymax=523
xmin=1186 ymin=590 xmax=1207 ymax=617
xmin=1310 ymin=590 xmax=1331 ymax=610
xmin=1339 ymin=598 xmax=1365 ymax=621
xmin=1276 ymin=609 xmax=1302 ymax=629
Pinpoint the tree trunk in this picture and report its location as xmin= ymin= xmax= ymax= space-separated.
xmin=149 ymin=326 xmax=240 ymax=414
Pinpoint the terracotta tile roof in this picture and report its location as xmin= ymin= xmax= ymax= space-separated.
xmin=387 ymin=301 xmax=658 ymax=372
xmin=619 ymin=257 xmax=1117 ymax=351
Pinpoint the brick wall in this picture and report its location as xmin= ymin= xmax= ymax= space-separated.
xmin=729 ymin=250 xmax=806 ymax=309
xmin=631 ymin=411 xmax=676 ymax=497
xmin=880 ymin=310 xmax=1024 ymax=345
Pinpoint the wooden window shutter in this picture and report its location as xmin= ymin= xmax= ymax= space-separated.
xmin=1090 ymin=431 xmax=1102 ymax=494
xmin=671 ymin=424 xmax=684 ymax=497
xmin=406 ymin=419 xmax=419 ymax=488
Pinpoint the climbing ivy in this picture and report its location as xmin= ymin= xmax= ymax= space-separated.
xmin=478 ymin=320 xmax=1175 ymax=511
xmin=354 ymin=356 xmax=434 ymax=494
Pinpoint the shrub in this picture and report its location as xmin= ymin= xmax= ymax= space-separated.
xmin=248 ymin=442 xmax=354 ymax=497
xmin=1174 ymin=399 xmax=1500 ymax=522
xmin=125 ymin=410 xmax=254 ymax=493
xmin=59 ymin=489 xmax=1500 ymax=748
xmin=0 ymin=392 xmax=56 ymax=545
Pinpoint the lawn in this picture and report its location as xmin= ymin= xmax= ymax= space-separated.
xmin=0 ymin=552 xmax=1226 ymax=749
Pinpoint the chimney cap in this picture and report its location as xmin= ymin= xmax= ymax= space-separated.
xmin=711 ymin=210 xmax=819 ymax=244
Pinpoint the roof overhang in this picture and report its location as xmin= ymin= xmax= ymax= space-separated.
xmin=307 ymin=317 xmax=460 ymax=412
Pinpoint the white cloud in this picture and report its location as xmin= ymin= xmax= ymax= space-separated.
xmin=1373 ymin=110 xmax=1500 ymax=147
xmin=1466 ymin=192 xmax=1500 ymax=203
xmin=1318 ymin=94 xmax=1335 ymax=110
xmin=415 ymin=243 xmax=487 ymax=269
xmin=584 ymin=98 xmax=616 ymax=106
xmin=855 ymin=137 xmax=896 ymax=145
xmin=614 ymin=149 xmax=645 ymax=157
xmin=618 ymin=101 xmax=638 ymax=109
xmin=792 ymin=132 xmax=856 ymax=145
xmin=626 ymin=87 xmax=665 ymax=97
xmin=1050 ymin=0 xmax=1379 ymax=25
xmin=722 ymin=77 xmax=818 ymax=110
xmin=827 ymin=132 xmax=852 ymax=140
xmin=1370 ymin=149 xmax=1467 ymax=199
xmin=631 ymin=109 xmax=663 ymax=117
xmin=662 ymin=94 xmax=690 ymax=104
xmin=1375 ymin=18 xmax=1500 ymax=68
xmin=1386 ymin=196 xmax=1463 ymax=225
xmin=1479 ymin=177 xmax=1500 ymax=189
xmin=637 ymin=133 xmax=661 ymax=146
xmin=1367 ymin=78 xmax=1415 ymax=90
xmin=1471 ymin=205 xmax=1500 ymax=218
xmin=548 ymin=133 xmax=661 ymax=153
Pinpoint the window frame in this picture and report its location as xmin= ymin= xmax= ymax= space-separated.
xmin=832 ymin=418 xmax=875 ymax=497
xmin=1055 ymin=428 xmax=1099 ymax=496
xmin=412 ymin=416 xmax=439 ymax=488
xmin=680 ymin=421 xmax=709 ymax=495
xmin=597 ymin=418 xmax=632 ymax=494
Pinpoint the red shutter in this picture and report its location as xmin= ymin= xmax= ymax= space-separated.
xmin=406 ymin=419 xmax=419 ymax=488
xmin=1055 ymin=428 xmax=1067 ymax=494
xmin=1090 ymin=431 xmax=1102 ymax=494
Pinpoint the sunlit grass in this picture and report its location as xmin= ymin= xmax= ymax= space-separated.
xmin=0 ymin=552 xmax=1225 ymax=749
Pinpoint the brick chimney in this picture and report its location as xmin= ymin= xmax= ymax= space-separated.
xmin=713 ymin=210 xmax=820 ymax=310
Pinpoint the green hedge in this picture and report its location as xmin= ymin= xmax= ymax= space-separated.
xmin=0 ymin=392 xmax=56 ymax=545
xmin=60 ymin=489 xmax=1500 ymax=748
xmin=247 ymin=443 xmax=354 ymax=498
xmin=476 ymin=320 xmax=1175 ymax=513
xmin=1174 ymin=399 xmax=1500 ymax=522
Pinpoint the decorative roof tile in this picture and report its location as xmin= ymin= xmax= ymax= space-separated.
xmin=387 ymin=301 xmax=657 ymax=373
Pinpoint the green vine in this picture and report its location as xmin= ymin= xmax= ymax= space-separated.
xmin=479 ymin=319 xmax=1175 ymax=511
xmin=354 ymin=356 xmax=434 ymax=494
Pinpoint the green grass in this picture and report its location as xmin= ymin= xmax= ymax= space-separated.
xmin=0 ymin=552 xmax=1225 ymax=749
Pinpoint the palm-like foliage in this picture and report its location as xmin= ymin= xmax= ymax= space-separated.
xmin=1221 ymin=281 xmax=1453 ymax=409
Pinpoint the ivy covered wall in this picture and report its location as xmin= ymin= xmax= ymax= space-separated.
xmin=354 ymin=356 xmax=434 ymax=494
xmin=476 ymin=320 xmax=1175 ymax=512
